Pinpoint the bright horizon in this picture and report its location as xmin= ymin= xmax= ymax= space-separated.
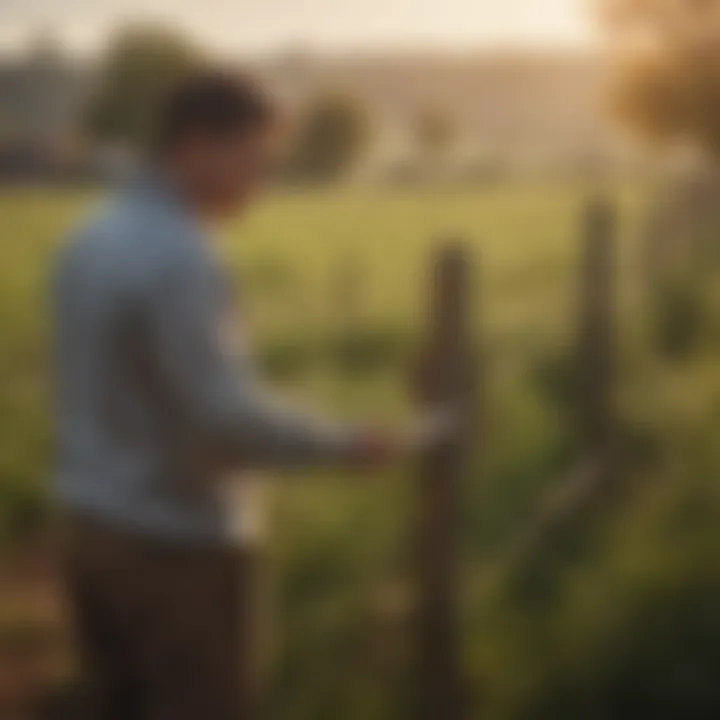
xmin=0 ymin=0 xmax=597 ymax=56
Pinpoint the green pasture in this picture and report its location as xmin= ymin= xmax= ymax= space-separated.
xmin=6 ymin=182 xmax=720 ymax=720
xmin=0 ymin=180 xmax=646 ymax=547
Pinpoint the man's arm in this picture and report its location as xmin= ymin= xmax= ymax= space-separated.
xmin=144 ymin=243 xmax=386 ymax=469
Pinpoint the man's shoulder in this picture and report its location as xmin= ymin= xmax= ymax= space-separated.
xmin=74 ymin=191 xmax=196 ymax=247
xmin=59 ymin=191 xmax=206 ymax=287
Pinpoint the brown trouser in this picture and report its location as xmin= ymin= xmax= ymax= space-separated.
xmin=62 ymin=516 xmax=256 ymax=720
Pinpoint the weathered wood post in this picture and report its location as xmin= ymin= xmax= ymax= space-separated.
xmin=577 ymin=196 xmax=616 ymax=463
xmin=412 ymin=241 xmax=477 ymax=720
xmin=488 ymin=197 xmax=620 ymax=586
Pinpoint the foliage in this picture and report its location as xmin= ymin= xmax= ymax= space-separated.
xmin=650 ymin=274 xmax=714 ymax=359
xmin=258 ymin=334 xmax=318 ymax=382
xmin=283 ymin=95 xmax=371 ymax=183
xmin=601 ymin=0 xmax=720 ymax=154
xmin=325 ymin=324 xmax=410 ymax=377
xmin=9 ymin=183 xmax=720 ymax=719
xmin=83 ymin=24 xmax=204 ymax=149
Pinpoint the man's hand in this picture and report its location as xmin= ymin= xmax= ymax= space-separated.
xmin=343 ymin=408 xmax=460 ymax=469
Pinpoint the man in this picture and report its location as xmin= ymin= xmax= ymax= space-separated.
xmin=53 ymin=72 xmax=403 ymax=720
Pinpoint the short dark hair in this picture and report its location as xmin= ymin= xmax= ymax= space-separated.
xmin=153 ymin=71 xmax=274 ymax=154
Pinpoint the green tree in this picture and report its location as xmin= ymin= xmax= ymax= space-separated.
xmin=600 ymin=2 xmax=720 ymax=259
xmin=84 ymin=24 xmax=204 ymax=148
xmin=285 ymin=95 xmax=371 ymax=183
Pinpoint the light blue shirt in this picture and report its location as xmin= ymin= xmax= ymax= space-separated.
xmin=52 ymin=176 xmax=351 ymax=544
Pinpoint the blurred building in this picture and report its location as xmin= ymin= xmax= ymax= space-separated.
xmin=0 ymin=37 xmax=92 ymax=183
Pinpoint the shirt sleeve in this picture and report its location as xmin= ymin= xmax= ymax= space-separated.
xmin=143 ymin=242 xmax=354 ymax=470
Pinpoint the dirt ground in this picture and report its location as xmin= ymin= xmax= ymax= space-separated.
xmin=0 ymin=541 xmax=77 ymax=719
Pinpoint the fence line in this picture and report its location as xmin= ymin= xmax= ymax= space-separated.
xmin=247 ymin=200 xmax=618 ymax=719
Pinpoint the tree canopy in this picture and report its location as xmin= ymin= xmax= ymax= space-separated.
xmin=601 ymin=0 xmax=720 ymax=155
xmin=284 ymin=94 xmax=371 ymax=183
xmin=84 ymin=24 xmax=204 ymax=148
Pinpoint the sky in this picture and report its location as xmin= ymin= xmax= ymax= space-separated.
xmin=0 ymin=0 xmax=597 ymax=55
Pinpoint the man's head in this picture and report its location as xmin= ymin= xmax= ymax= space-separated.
xmin=153 ymin=71 xmax=275 ymax=219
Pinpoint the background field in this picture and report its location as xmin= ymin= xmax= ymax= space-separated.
xmin=7 ymin=181 xmax=720 ymax=720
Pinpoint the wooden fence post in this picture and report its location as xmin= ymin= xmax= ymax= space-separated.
xmin=577 ymin=196 xmax=616 ymax=462
xmin=481 ymin=197 xmax=619 ymax=595
xmin=412 ymin=240 xmax=477 ymax=720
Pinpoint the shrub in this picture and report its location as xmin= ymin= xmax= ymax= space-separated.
xmin=325 ymin=325 xmax=410 ymax=377
xmin=651 ymin=276 xmax=713 ymax=360
xmin=258 ymin=334 xmax=317 ymax=382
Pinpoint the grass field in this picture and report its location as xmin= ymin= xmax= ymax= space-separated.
xmin=0 ymin=179 xmax=646 ymax=546
xmin=6 ymin=180 xmax=720 ymax=720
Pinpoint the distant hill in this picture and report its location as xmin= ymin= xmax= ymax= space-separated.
xmin=0 ymin=48 xmax=618 ymax=170
xmin=251 ymin=51 xmax=615 ymax=163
